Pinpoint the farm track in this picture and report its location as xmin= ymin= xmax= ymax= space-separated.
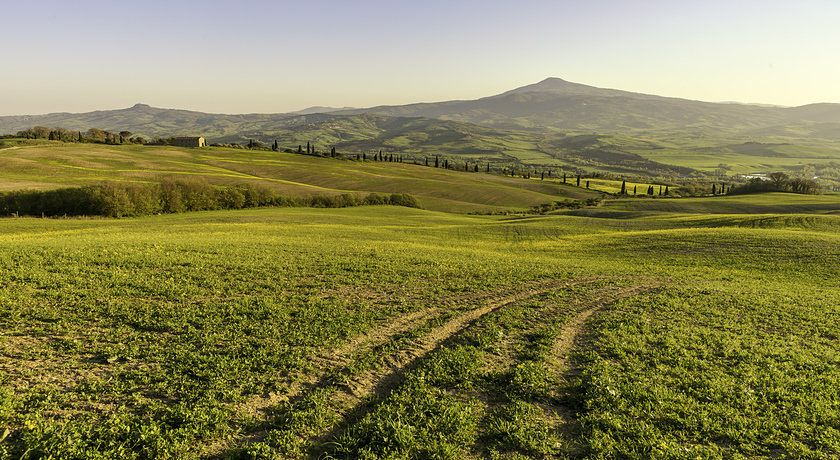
xmin=310 ymin=279 xmax=651 ymax=459
xmin=300 ymin=277 xmax=606 ymax=457
xmin=541 ymin=284 xmax=657 ymax=456
xmin=208 ymin=277 xmax=600 ymax=457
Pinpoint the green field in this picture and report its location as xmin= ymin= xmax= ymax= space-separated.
xmin=1 ymin=139 xmax=839 ymax=458
xmin=0 ymin=141 xmax=599 ymax=213
xmin=1 ymin=197 xmax=838 ymax=458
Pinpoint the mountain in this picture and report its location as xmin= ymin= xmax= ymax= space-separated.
xmin=337 ymin=77 xmax=840 ymax=134
xmin=3 ymin=78 xmax=840 ymax=140
xmin=288 ymin=106 xmax=359 ymax=115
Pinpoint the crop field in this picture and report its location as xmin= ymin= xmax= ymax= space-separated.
xmin=1 ymin=197 xmax=838 ymax=459
xmin=0 ymin=141 xmax=599 ymax=213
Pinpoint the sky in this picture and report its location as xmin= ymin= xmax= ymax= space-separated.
xmin=1 ymin=0 xmax=838 ymax=115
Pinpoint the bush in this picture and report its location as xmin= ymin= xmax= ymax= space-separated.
xmin=0 ymin=182 xmax=423 ymax=218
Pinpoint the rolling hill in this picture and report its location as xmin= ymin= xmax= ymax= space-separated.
xmin=3 ymin=78 xmax=840 ymax=185
xmin=0 ymin=140 xmax=601 ymax=213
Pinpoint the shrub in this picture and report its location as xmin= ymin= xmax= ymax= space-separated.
xmin=0 ymin=182 xmax=423 ymax=218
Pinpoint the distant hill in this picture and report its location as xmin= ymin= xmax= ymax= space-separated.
xmin=338 ymin=78 xmax=840 ymax=135
xmin=3 ymin=78 xmax=840 ymax=140
xmin=2 ymin=78 xmax=840 ymax=184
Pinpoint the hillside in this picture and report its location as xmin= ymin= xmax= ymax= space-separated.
xmin=2 ymin=203 xmax=837 ymax=458
xmin=0 ymin=141 xmax=600 ymax=213
xmin=339 ymin=78 xmax=840 ymax=135
xmin=4 ymin=78 xmax=840 ymax=184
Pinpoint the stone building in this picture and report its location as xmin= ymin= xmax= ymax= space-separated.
xmin=170 ymin=136 xmax=206 ymax=148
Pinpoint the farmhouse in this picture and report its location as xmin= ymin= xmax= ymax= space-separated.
xmin=171 ymin=136 xmax=206 ymax=148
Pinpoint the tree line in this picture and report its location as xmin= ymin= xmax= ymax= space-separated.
xmin=0 ymin=180 xmax=420 ymax=218
xmin=15 ymin=127 xmax=146 ymax=144
xmin=728 ymin=172 xmax=820 ymax=195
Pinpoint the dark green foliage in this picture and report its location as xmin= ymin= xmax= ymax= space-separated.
xmin=0 ymin=182 xmax=421 ymax=218
xmin=730 ymin=173 xmax=821 ymax=195
xmin=576 ymin=175 xmax=581 ymax=187
xmin=620 ymin=180 xmax=626 ymax=195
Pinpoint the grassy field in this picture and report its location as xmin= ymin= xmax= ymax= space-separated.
xmin=0 ymin=140 xmax=600 ymax=213
xmin=0 ymin=198 xmax=838 ymax=458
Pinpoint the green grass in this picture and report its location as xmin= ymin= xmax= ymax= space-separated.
xmin=0 ymin=141 xmax=601 ymax=213
xmin=0 ymin=198 xmax=837 ymax=458
xmin=601 ymin=192 xmax=840 ymax=214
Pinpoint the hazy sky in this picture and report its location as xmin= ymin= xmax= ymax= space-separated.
xmin=1 ymin=0 xmax=838 ymax=115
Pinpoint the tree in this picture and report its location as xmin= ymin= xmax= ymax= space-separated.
xmin=486 ymin=163 xmax=490 ymax=173
xmin=330 ymin=146 xmax=336 ymax=157
xmin=712 ymin=183 xmax=717 ymax=195
xmin=563 ymin=173 xmax=567 ymax=183
xmin=576 ymin=175 xmax=581 ymax=187
xmin=435 ymin=156 xmax=439 ymax=168
xmin=620 ymin=180 xmax=626 ymax=195
xmin=273 ymin=140 xmax=279 ymax=151
xmin=363 ymin=152 xmax=367 ymax=160
xmin=658 ymin=185 xmax=662 ymax=196
xmin=306 ymin=141 xmax=311 ymax=154
xmin=298 ymin=145 xmax=303 ymax=153
xmin=768 ymin=172 xmax=790 ymax=191
xmin=78 ymin=131 xmax=83 ymax=142
xmin=541 ymin=171 xmax=545 ymax=180
xmin=425 ymin=157 xmax=429 ymax=166
xmin=586 ymin=180 xmax=590 ymax=189
xmin=633 ymin=185 xmax=637 ymax=195
xmin=664 ymin=185 xmax=670 ymax=195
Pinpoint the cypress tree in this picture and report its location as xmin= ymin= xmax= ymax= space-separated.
xmin=474 ymin=164 xmax=479 ymax=172
xmin=435 ymin=156 xmax=439 ymax=167
xmin=465 ymin=162 xmax=469 ymax=171
xmin=363 ymin=152 xmax=367 ymax=160
xmin=576 ymin=175 xmax=581 ymax=187
xmin=486 ymin=163 xmax=490 ymax=173
xmin=273 ymin=140 xmax=279 ymax=151
xmin=586 ymin=180 xmax=590 ymax=188
xmin=444 ymin=159 xmax=449 ymax=169
xmin=425 ymin=157 xmax=429 ymax=166
xmin=78 ymin=131 xmax=83 ymax=142
xmin=330 ymin=146 xmax=336 ymax=157
xmin=633 ymin=185 xmax=637 ymax=195
xmin=658 ymin=185 xmax=662 ymax=196
xmin=541 ymin=171 xmax=545 ymax=180
xmin=306 ymin=141 xmax=310 ymax=154
xmin=563 ymin=173 xmax=567 ymax=183
xmin=664 ymin=185 xmax=669 ymax=195
xmin=548 ymin=170 xmax=552 ymax=178
xmin=298 ymin=144 xmax=303 ymax=153
xmin=620 ymin=180 xmax=626 ymax=195
xmin=712 ymin=183 xmax=717 ymax=195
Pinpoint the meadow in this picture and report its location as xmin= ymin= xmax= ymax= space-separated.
xmin=0 ymin=197 xmax=838 ymax=458
xmin=0 ymin=141 xmax=598 ymax=214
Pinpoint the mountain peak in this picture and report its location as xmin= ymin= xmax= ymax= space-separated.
xmin=131 ymin=103 xmax=151 ymax=109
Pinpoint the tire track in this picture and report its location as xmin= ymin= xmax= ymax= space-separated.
xmin=541 ymin=283 xmax=657 ymax=455
xmin=202 ymin=277 xmax=598 ymax=457
xmin=300 ymin=277 xmax=602 ymax=456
